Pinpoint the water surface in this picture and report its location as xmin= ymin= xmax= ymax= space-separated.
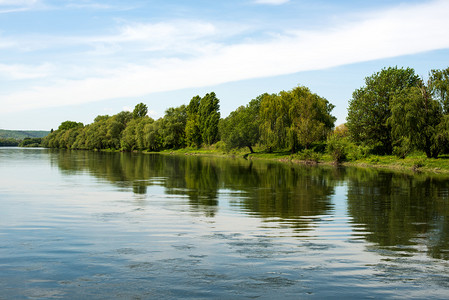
xmin=1 ymin=148 xmax=449 ymax=299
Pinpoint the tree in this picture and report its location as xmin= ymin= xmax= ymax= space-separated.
xmin=185 ymin=96 xmax=202 ymax=148
xmin=219 ymin=95 xmax=262 ymax=153
xmin=429 ymin=67 xmax=449 ymax=114
xmin=144 ymin=119 xmax=163 ymax=151
xmin=389 ymin=84 xmax=442 ymax=158
xmin=347 ymin=67 xmax=420 ymax=154
xmin=259 ymin=93 xmax=289 ymax=152
xmin=287 ymin=86 xmax=335 ymax=151
xmin=121 ymin=117 xmax=152 ymax=151
xmin=58 ymin=120 xmax=84 ymax=131
xmin=198 ymin=92 xmax=220 ymax=145
xmin=160 ymin=105 xmax=187 ymax=149
xmin=133 ymin=103 xmax=148 ymax=119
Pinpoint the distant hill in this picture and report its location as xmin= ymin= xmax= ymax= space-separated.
xmin=0 ymin=129 xmax=50 ymax=140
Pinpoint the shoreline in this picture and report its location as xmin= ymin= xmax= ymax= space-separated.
xmin=152 ymin=148 xmax=449 ymax=177
xmin=16 ymin=146 xmax=449 ymax=177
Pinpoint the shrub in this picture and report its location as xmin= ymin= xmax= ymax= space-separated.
xmin=296 ymin=149 xmax=321 ymax=162
xmin=327 ymin=135 xmax=350 ymax=162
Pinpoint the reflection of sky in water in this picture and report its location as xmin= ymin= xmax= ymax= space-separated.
xmin=1 ymin=148 xmax=449 ymax=299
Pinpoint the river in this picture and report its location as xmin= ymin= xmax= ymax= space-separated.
xmin=1 ymin=147 xmax=449 ymax=299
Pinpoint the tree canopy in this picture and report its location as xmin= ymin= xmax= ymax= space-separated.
xmin=347 ymin=67 xmax=420 ymax=154
xmin=133 ymin=103 xmax=148 ymax=119
xmin=219 ymin=95 xmax=262 ymax=153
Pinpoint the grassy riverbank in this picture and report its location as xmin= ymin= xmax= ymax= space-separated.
xmin=154 ymin=146 xmax=449 ymax=176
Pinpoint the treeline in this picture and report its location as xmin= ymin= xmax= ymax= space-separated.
xmin=43 ymin=66 xmax=449 ymax=161
xmin=0 ymin=129 xmax=49 ymax=139
xmin=42 ymin=87 xmax=336 ymax=154
xmin=0 ymin=129 xmax=48 ymax=147
xmin=0 ymin=138 xmax=20 ymax=147
xmin=341 ymin=66 xmax=449 ymax=160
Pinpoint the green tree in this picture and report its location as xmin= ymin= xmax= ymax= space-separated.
xmin=259 ymin=93 xmax=289 ymax=152
xmin=199 ymin=92 xmax=220 ymax=145
xmin=347 ymin=67 xmax=420 ymax=154
xmin=121 ymin=117 xmax=153 ymax=151
xmin=429 ymin=67 xmax=449 ymax=114
xmin=389 ymin=84 xmax=442 ymax=158
xmin=288 ymin=86 xmax=335 ymax=151
xmin=58 ymin=120 xmax=84 ymax=131
xmin=144 ymin=119 xmax=163 ymax=151
xmin=161 ymin=105 xmax=187 ymax=149
xmin=185 ymin=96 xmax=202 ymax=148
xmin=219 ymin=95 xmax=262 ymax=153
xmin=133 ymin=102 xmax=148 ymax=119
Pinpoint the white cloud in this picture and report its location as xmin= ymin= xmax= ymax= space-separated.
xmin=0 ymin=63 xmax=54 ymax=79
xmin=0 ymin=0 xmax=39 ymax=13
xmin=253 ymin=0 xmax=289 ymax=5
xmin=1 ymin=0 xmax=449 ymax=113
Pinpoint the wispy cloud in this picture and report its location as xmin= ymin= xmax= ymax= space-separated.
xmin=253 ymin=0 xmax=290 ymax=5
xmin=0 ymin=0 xmax=40 ymax=13
xmin=0 ymin=63 xmax=54 ymax=79
xmin=1 ymin=0 xmax=449 ymax=113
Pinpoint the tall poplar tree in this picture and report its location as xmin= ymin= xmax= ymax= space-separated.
xmin=198 ymin=92 xmax=220 ymax=145
xmin=185 ymin=96 xmax=202 ymax=148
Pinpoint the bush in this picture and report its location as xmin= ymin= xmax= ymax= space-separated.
xmin=327 ymin=135 xmax=370 ymax=162
xmin=296 ymin=149 xmax=321 ymax=162
xmin=327 ymin=135 xmax=350 ymax=162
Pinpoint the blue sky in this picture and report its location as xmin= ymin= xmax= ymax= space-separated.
xmin=0 ymin=0 xmax=448 ymax=130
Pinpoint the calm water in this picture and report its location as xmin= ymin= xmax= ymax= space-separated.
xmin=1 ymin=148 xmax=449 ymax=299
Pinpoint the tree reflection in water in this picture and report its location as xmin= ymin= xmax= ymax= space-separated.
xmin=53 ymin=150 xmax=449 ymax=260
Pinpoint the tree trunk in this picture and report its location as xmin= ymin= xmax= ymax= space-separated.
xmin=247 ymin=145 xmax=254 ymax=153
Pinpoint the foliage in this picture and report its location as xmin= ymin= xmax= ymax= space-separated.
xmin=294 ymin=149 xmax=321 ymax=162
xmin=389 ymin=85 xmax=442 ymax=158
xmin=259 ymin=93 xmax=288 ymax=152
xmin=0 ymin=129 xmax=49 ymax=140
xmin=327 ymin=135 xmax=350 ymax=162
xmin=219 ymin=95 xmax=262 ymax=153
xmin=347 ymin=67 xmax=420 ymax=154
xmin=160 ymin=105 xmax=187 ymax=149
xmin=429 ymin=67 xmax=449 ymax=114
xmin=185 ymin=96 xmax=202 ymax=148
xmin=121 ymin=117 xmax=153 ymax=151
xmin=19 ymin=138 xmax=43 ymax=147
xmin=58 ymin=121 xmax=84 ymax=131
xmin=198 ymin=92 xmax=220 ymax=145
xmin=144 ymin=119 xmax=163 ymax=151
xmin=287 ymin=86 xmax=336 ymax=151
xmin=333 ymin=124 xmax=349 ymax=137
xmin=259 ymin=86 xmax=336 ymax=152
xmin=133 ymin=103 xmax=148 ymax=119
xmin=0 ymin=138 xmax=20 ymax=146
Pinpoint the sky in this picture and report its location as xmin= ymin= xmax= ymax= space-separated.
xmin=0 ymin=0 xmax=448 ymax=130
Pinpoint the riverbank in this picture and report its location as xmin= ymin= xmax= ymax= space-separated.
xmin=154 ymin=147 xmax=449 ymax=176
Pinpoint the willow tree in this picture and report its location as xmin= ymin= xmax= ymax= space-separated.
xmin=287 ymin=86 xmax=335 ymax=151
xmin=259 ymin=86 xmax=335 ymax=153
xmin=160 ymin=105 xmax=187 ymax=149
xmin=389 ymin=84 xmax=442 ymax=158
xmin=259 ymin=93 xmax=289 ymax=152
